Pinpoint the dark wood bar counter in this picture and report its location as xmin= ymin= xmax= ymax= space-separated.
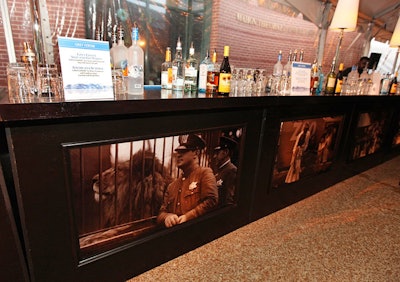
xmin=0 ymin=88 xmax=399 ymax=281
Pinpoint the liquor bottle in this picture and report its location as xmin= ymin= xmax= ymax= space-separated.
xmin=380 ymin=73 xmax=390 ymax=95
xmin=206 ymin=49 xmax=219 ymax=95
xmin=292 ymin=49 xmax=298 ymax=62
xmin=218 ymin=46 xmax=231 ymax=96
xmin=325 ymin=59 xmax=336 ymax=95
xmin=184 ymin=42 xmax=198 ymax=92
xmin=316 ymin=65 xmax=324 ymax=96
xmin=273 ymin=50 xmax=283 ymax=77
xmin=389 ymin=72 xmax=398 ymax=95
xmin=127 ymin=24 xmax=144 ymax=95
xmin=21 ymin=41 xmax=37 ymax=94
xmin=172 ymin=37 xmax=184 ymax=91
xmin=310 ymin=60 xmax=319 ymax=95
xmin=112 ymin=24 xmax=128 ymax=76
xmin=161 ymin=47 xmax=172 ymax=89
xmin=198 ymin=49 xmax=211 ymax=93
xmin=334 ymin=63 xmax=344 ymax=95
xmin=299 ymin=49 xmax=304 ymax=62
xmin=283 ymin=50 xmax=292 ymax=77
xmin=109 ymin=27 xmax=118 ymax=68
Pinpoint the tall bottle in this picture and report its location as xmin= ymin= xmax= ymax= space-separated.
xmin=299 ymin=49 xmax=304 ymax=62
xmin=283 ymin=50 xmax=292 ymax=77
xmin=172 ymin=37 xmax=184 ymax=91
xmin=218 ymin=46 xmax=231 ymax=96
xmin=184 ymin=42 xmax=198 ymax=92
xmin=310 ymin=60 xmax=319 ymax=95
xmin=112 ymin=24 xmax=128 ymax=76
xmin=161 ymin=47 xmax=172 ymax=89
xmin=389 ymin=72 xmax=398 ymax=95
xmin=325 ymin=59 xmax=336 ymax=95
xmin=109 ymin=27 xmax=118 ymax=68
xmin=206 ymin=49 xmax=219 ymax=95
xmin=334 ymin=63 xmax=344 ymax=95
xmin=198 ymin=50 xmax=211 ymax=93
xmin=273 ymin=50 xmax=283 ymax=77
xmin=292 ymin=49 xmax=298 ymax=62
xmin=380 ymin=73 xmax=390 ymax=95
xmin=127 ymin=24 xmax=144 ymax=95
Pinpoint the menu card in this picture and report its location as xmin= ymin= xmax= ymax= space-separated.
xmin=58 ymin=36 xmax=114 ymax=101
xmin=290 ymin=62 xmax=312 ymax=96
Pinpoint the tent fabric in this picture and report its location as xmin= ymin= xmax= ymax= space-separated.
xmin=282 ymin=0 xmax=399 ymax=42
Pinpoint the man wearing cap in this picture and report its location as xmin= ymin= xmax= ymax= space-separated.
xmin=213 ymin=136 xmax=238 ymax=206
xmin=157 ymin=134 xmax=218 ymax=228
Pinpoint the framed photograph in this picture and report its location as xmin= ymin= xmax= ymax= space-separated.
xmin=272 ymin=116 xmax=344 ymax=188
xmin=64 ymin=128 xmax=244 ymax=260
xmin=350 ymin=111 xmax=392 ymax=160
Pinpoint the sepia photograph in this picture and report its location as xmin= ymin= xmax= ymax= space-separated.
xmin=65 ymin=127 xmax=243 ymax=259
xmin=350 ymin=111 xmax=391 ymax=160
xmin=272 ymin=116 xmax=343 ymax=188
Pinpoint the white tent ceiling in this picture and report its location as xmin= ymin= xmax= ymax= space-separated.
xmin=279 ymin=0 xmax=400 ymax=42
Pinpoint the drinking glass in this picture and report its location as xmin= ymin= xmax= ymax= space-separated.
xmin=7 ymin=62 xmax=34 ymax=103
xmin=37 ymin=63 xmax=62 ymax=101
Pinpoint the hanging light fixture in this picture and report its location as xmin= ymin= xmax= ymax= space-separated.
xmin=329 ymin=0 xmax=360 ymax=67
xmin=389 ymin=16 xmax=400 ymax=74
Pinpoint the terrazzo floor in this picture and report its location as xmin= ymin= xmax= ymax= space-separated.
xmin=128 ymin=156 xmax=400 ymax=281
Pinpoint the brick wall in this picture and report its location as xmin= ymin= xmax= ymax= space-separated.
xmin=211 ymin=0 xmax=364 ymax=74
xmin=0 ymin=0 xmax=364 ymax=88
xmin=0 ymin=0 xmax=86 ymax=87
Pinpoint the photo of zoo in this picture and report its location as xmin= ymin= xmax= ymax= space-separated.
xmin=66 ymin=127 xmax=243 ymax=259
xmin=350 ymin=111 xmax=391 ymax=160
xmin=272 ymin=116 xmax=343 ymax=188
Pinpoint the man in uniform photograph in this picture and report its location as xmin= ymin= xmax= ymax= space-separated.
xmin=157 ymin=134 xmax=218 ymax=228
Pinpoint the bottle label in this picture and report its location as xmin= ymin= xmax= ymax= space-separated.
xmin=128 ymin=65 xmax=143 ymax=78
xmin=335 ymin=79 xmax=343 ymax=94
xmin=218 ymin=73 xmax=231 ymax=93
xmin=198 ymin=64 xmax=208 ymax=90
xmin=327 ymin=77 xmax=336 ymax=88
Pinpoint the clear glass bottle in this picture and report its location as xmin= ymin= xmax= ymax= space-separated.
xmin=172 ymin=37 xmax=184 ymax=91
xmin=113 ymin=24 xmax=128 ymax=76
xmin=161 ymin=47 xmax=172 ymax=89
xmin=380 ymin=73 xmax=390 ymax=95
xmin=218 ymin=46 xmax=231 ymax=96
xmin=283 ymin=50 xmax=292 ymax=77
xmin=109 ymin=26 xmax=118 ymax=68
xmin=273 ymin=50 xmax=283 ymax=77
xmin=299 ymin=49 xmax=304 ymax=62
xmin=198 ymin=50 xmax=211 ymax=93
xmin=184 ymin=42 xmax=198 ymax=92
xmin=127 ymin=24 xmax=144 ymax=95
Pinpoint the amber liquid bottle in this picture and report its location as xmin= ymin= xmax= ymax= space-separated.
xmin=218 ymin=46 xmax=231 ymax=96
xmin=334 ymin=63 xmax=344 ymax=95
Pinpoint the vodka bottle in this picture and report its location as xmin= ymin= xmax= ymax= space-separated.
xmin=206 ymin=49 xmax=219 ymax=95
xmin=161 ymin=47 xmax=172 ymax=89
xmin=273 ymin=50 xmax=283 ymax=77
xmin=127 ymin=25 xmax=144 ymax=94
xmin=292 ymin=49 xmax=298 ymax=62
xmin=198 ymin=50 xmax=211 ymax=93
xmin=112 ymin=24 xmax=128 ymax=76
xmin=299 ymin=49 xmax=304 ymax=62
xmin=172 ymin=37 xmax=184 ymax=91
xmin=109 ymin=28 xmax=118 ymax=68
xmin=283 ymin=50 xmax=292 ymax=77
xmin=325 ymin=59 xmax=336 ymax=95
xmin=184 ymin=42 xmax=198 ymax=92
xmin=380 ymin=73 xmax=390 ymax=95
xmin=218 ymin=46 xmax=231 ymax=96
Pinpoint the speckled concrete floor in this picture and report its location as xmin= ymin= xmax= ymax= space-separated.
xmin=128 ymin=156 xmax=400 ymax=281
